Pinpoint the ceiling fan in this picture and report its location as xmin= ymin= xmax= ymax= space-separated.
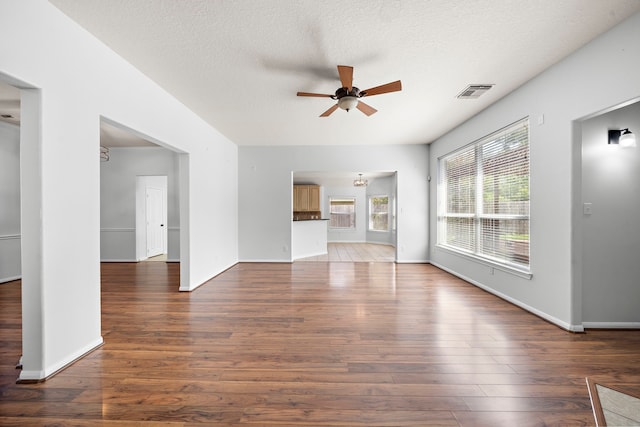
xmin=297 ymin=65 xmax=402 ymax=117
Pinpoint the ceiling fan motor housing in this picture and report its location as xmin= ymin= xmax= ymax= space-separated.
xmin=333 ymin=87 xmax=361 ymax=100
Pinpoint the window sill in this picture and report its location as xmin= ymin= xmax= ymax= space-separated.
xmin=436 ymin=244 xmax=532 ymax=280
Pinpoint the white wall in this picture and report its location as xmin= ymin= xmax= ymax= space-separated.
xmin=581 ymin=101 xmax=640 ymax=327
xmin=429 ymin=12 xmax=640 ymax=330
xmin=0 ymin=120 xmax=21 ymax=283
xmin=100 ymin=147 xmax=179 ymax=262
xmin=292 ymin=220 xmax=328 ymax=260
xmin=1 ymin=1 xmax=238 ymax=380
xmin=239 ymin=144 xmax=428 ymax=263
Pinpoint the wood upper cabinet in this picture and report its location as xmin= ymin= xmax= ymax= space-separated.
xmin=294 ymin=185 xmax=309 ymax=211
xmin=308 ymin=185 xmax=320 ymax=211
xmin=294 ymin=185 xmax=320 ymax=212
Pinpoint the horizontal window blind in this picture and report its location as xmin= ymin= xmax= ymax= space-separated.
xmin=438 ymin=118 xmax=530 ymax=271
xmin=330 ymin=197 xmax=355 ymax=229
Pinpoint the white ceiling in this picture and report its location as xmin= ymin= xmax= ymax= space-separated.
xmin=42 ymin=0 xmax=640 ymax=147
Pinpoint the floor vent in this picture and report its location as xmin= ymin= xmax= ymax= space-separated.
xmin=457 ymin=84 xmax=494 ymax=99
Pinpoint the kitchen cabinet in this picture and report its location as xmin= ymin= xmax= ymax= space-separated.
xmin=308 ymin=185 xmax=320 ymax=211
xmin=293 ymin=185 xmax=320 ymax=212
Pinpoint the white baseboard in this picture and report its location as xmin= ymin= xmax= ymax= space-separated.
xmin=582 ymin=322 xmax=640 ymax=329
xmin=430 ymin=261 xmax=584 ymax=332
xmin=100 ymin=259 xmax=137 ymax=262
xmin=19 ymin=336 xmax=104 ymax=381
xmin=396 ymin=259 xmax=429 ymax=264
xmin=179 ymin=262 xmax=239 ymax=292
xmin=238 ymin=259 xmax=292 ymax=263
xmin=293 ymin=250 xmax=328 ymax=261
xmin=0 ymin=275 xmax=21 ymax=284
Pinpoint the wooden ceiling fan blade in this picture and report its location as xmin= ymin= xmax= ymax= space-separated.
xmin=320 ymin=104 xmax=339 ymax=117
xmin=297 ymin=92 xmax=333 ymax=97
xmin=361 ymin=80 xmax=402 ymax=97
xmin=356 ymin=101 xmax=377 ymax=116
xmin=337 ymin=65 xmax=354 ymax=90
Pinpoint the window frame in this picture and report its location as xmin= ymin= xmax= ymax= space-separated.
xmin=328 ymin=197 xmax=356 ymax=230
xmin=436 ymin=118 xmax=531 ymax=277
xmin=368 ymin=194 xmax=390 ymax=232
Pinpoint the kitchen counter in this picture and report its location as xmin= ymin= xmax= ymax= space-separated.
xmin=291 ymin=219 xmax=328 ymax=260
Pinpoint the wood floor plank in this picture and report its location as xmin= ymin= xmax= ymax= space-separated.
xmin=2 ymin=262 xmax=640 ymax=425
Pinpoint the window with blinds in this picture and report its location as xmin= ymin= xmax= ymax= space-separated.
xmin=329 ymin=197 xmax=356 ymax=229
xmin=437 ymin=118 xmax=530 ymax=271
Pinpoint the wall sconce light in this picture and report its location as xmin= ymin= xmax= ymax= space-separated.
xmin=608 ymin=128 xmax=637 ymax=148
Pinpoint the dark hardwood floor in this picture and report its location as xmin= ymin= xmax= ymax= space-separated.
xmin=2 ymin=261 xmax=640 ymax=426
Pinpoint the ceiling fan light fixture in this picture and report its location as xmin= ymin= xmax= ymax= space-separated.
xmin=338 ymin=96 xmax=359 ymax=112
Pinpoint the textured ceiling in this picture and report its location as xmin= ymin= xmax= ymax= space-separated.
xmin=31 ymin=1 xmax=640 ymax=146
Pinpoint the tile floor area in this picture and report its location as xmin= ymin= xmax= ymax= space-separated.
xmin=296 ymin=242 xmax=395 ymax=262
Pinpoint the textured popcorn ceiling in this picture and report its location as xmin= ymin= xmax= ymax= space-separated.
xmin=48 ymin=0 xmax=640 ymax=146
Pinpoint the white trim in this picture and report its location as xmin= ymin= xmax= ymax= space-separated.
xmin=18 ymin=337 xmax=103 ymax=381
xmin=100 ymin=259 xmax=137 ymax=263
xmin=179 ymin=262 xmax=238 ymax=292
xmin=582 ymin=322 xmax=640 ymax=329
xmin=292 ymin=250 xmax=328 ymax=261
xmin=0 ymin=234 xmax=20 ymax=240
xmin=239 ymin=259 xmax=292 ymax=263
xmin=430 ymin=261 xmax=583 ymax=332
xmin=1 ymin=275 xmax=21 ymax=283
xmin=100 ymin=227 xmax=179 ymax=232
xmin=436 ymin=245 xmax=532 ymax=280
xmin=395 ymin=260 xmax=429 ymax=264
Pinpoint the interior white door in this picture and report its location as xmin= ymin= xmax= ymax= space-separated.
xmin=145 ymin=186 xmax=164 ymax=258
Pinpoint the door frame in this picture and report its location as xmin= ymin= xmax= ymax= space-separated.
xmin=135 ymin=175 xmax=168 ymax=261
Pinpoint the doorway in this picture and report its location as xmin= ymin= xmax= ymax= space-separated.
xmin=136 ymin=175 xmax=168 ymax=261
xmin=579 ymin=99 xmax=640 ymax=327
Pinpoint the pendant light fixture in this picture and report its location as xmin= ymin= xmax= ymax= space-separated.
xmin=100 ymin=145 xmax=110 ymax=161
xmin=353 ymin=173 xmax=368 ymax=187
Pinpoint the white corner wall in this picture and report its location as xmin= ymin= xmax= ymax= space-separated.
xmin=429 ymin=11 xmax=640 ymax=330
xmin=100 ymin=147 xmax=179 ymax=262
xmin=0 ymin=120 xmax=21 ymax=283
xmin=581 ymin=101 xmax=640 ymax=328
xmin=239 ymin=144 xmax=428 ymax=263
xmin=1 ymin=1 xmax=238 ymax=380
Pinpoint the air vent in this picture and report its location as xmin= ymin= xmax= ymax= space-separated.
xmin=456 ymin=84 xmax=494 ymax=99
